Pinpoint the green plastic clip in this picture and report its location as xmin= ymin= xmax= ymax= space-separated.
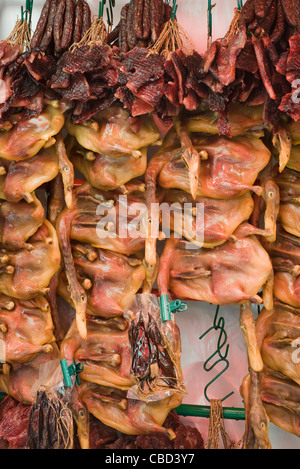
xmin=159 ymin=295 xmax=188 ymax=322
xmin=60 ymin=359 xmax=84 ymax=388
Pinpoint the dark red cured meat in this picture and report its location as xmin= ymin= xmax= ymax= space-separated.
xmin=285 ymin=34 xmax=300 ymax=84
xmin=0 ymin=397 xmax=31 ymax=449
xmin=131 ymin=77 xmax=165 ymax=107
xmin=209 ymin=27 xmax=247 ymax=87
xmin=71 ymin=94 xmax=116 ymax=123
xmin=239 ymin=0 xmax=256 ymax=28
xmin=61 ymin=0 xmax=75 ymax=51
xmin=150 ymin=0 xmax=164 ymax=43
xmin=254 ymin=0 xmax=274 ymax=18
xmin=81 ymin=0 xmax=92 ymax=37
xmin=53 ymin=0 xmax=66 ymax=54
xmin=252 ymin=35 xmax=276 ymax=100
xmin=280 ymin=0 xmax=300 ymax=30
xmin=255 ymin=0 xmax=277 ymax=35
xmin=62 ymin=45 xmax=112 ymax=74
xmin=143 ymin=0 xmax=151 ymax=40
xmin=279 ymin=91 xmax=300 ymax=121
xmin=24 ymin=51 xmax=56 ymax=82
xmin=0 ymin=43 xmax=20 ymax=67
xmin=236 ymin=40 xmax=258 ymax=74
xmin=39 ymin=0 xmax=57 ymax=52
xmin=134 ymin=0 xmax=144 ymax=40
xmin=115 ymin=85 xmax=154 ymax=116
xmin=127 ymin=1 xmax=137 ymax=50
xmin=73 ymin=0 xmax=84 ymax=44
xmin=119 ymin=4 xmax=129 ymax=52
xmin=270 ymin=0 xmax=286 ymax=43
xmin=30 ymin=0 xmax=51 ymax=50
xmin=61 ymin=73 xmax=91 ymax=101
xmin=120 ymin=47 xmax=165 ymax=94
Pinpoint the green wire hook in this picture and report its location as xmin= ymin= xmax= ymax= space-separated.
xmin=237 ymin=0 xmax=243 ymax=10
xmin=208 ymin=0 xmax=213 ymax=39
xmin=199 ymin=305 xmax=234 ymax=404
xmin=99 ymin=0 xmax=106 ymax=19
xmin=171 ymin=0 xmax=178 ymax=20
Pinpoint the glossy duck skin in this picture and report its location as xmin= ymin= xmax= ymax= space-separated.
xmin=147 ymin=129 xmax=270 ymax=201
xmin=0 ymin=294 xmax=55 ymax=364
xmin=0 ymin=343 xmax=60 ymax=405
xmin=256 ymin=301 xmax=300 ymax=386
xmin=56 ymin=181 xmax=148 ymax=338
xmin=61 ymin=180 xmax=148 ymax=255
xmin=0 ymin=104 xmax=64 ymax=161
xmin=260 ymin=367 xmax=300 ymax=439
xmin=157 ymin=223 xmax=273 ymax=307
xmin=58 ymin=243 xmax=146 ymax=319
xmin=0 ymin=145 xmax=59 ymax=203
xmin=0 ymin=220 xmax=61 ymax=300
xmin=69 ymin=138 xmax=148 ymax=192
xmin=0 ymin=194 xmax=44 ymax=250
xmin=65 ymin=105 xmax=160 ymax=157
xmin=146 ymin=190 xmax=255 ymax=264
xmin=262 ymin=225 xmax=300 ymax=308
xmin=60 ymin=317 xmax=134 ymax=390
xmin=79 ymin=380 xmax=182 ymax=440
xmin=275 ymin=167 xmax=300 ymax=238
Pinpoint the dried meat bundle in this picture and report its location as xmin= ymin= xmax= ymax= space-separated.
xmin=125 ymin=293 xmax=186 ymax=401
xmin=50 ymin=42 xmax=120 ymax=123
xmin=202 ymin=0 xmax=300 ymax=141
xmin=30 ymin=0 xmax=92 ymax=57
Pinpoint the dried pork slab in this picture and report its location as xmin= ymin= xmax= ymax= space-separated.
xmin=157 ymin=223 xmax=273 ymax=307
xmin=78 ymin=380 xmax=182 ymax=440
xmin=256 ymin=301 xmax=300 ymax=385
xmin=60 ymin=317 xmax=134 ymax=390
xmin=0 ymin=294 xmax=55 ymax=364
xmin=0 ymin=104 xmax=64 ymax=161
xmin=65 ymin=105 xmax=160 ymax=157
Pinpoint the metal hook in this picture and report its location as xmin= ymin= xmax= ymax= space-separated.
xmin=237 ymin=0 xmax=243 ymax=10
xmin=171 ymin=0 xmax=178 ymax=20
xmin=199 ymin=305 xmax=234 ymax=404
xmin=106 ymin=0 xmax=114 ymax=27
xmin=99 ymin=0 xmax=106 ymax=19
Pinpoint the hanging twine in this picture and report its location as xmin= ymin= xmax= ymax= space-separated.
xmin=70 ymin=16 xmax=108 ymax=51
xmin=205 ymin=399 xmax=242 ymax=450
xmin=6 ymin=17 xmax=31 ymax=52
xmin=225 ymin=7 xmax=242 ymax=37
xmin=148 ymin=18 xmax=195 ymax=59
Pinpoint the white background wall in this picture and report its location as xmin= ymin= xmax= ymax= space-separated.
xmin=0 ymin=0 xmax=300 ymax=449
